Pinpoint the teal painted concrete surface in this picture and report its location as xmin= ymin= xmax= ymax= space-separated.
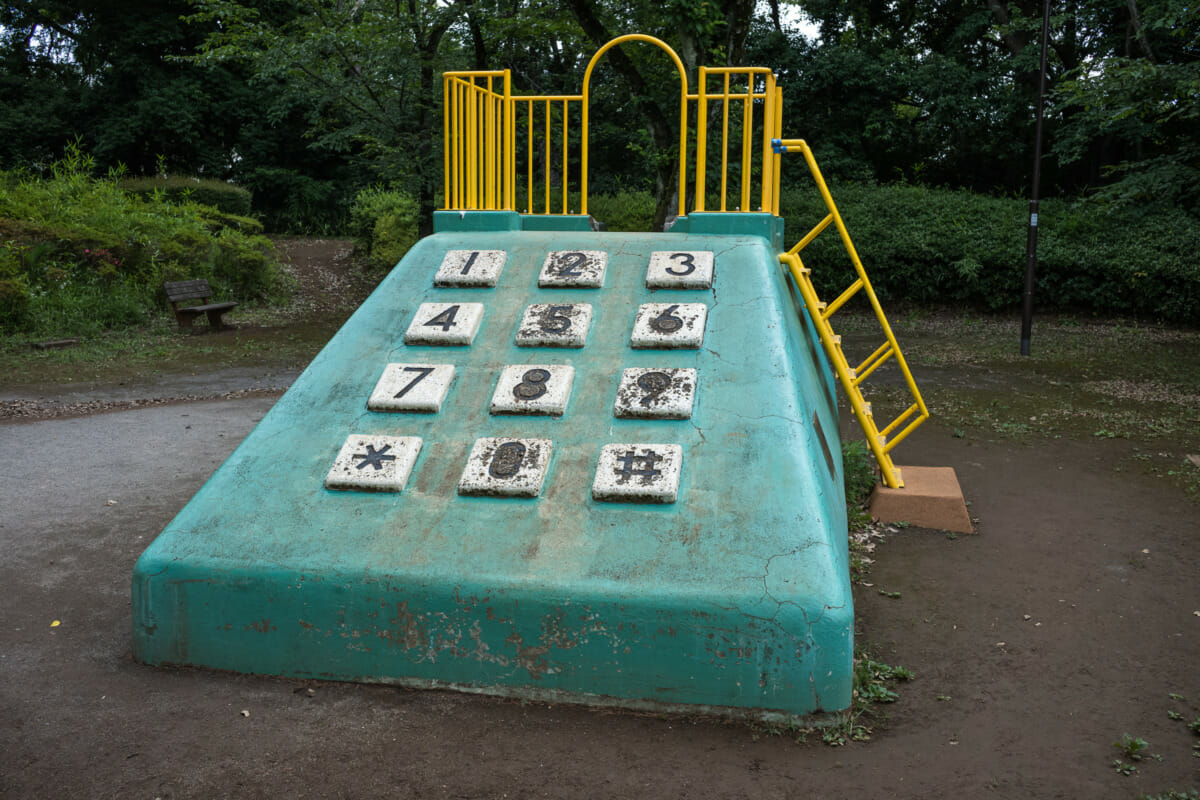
xmin=132 ymin=224 xmax=852 ymax=722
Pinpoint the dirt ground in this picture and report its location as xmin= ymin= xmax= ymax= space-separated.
xmin=1 ymin=239 xmax=1198 ymax=799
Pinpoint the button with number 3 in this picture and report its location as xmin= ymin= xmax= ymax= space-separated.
xmin=646 ymin=251 xmax=713 ymax=289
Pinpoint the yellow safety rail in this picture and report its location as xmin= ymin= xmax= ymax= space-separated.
xmin=773 ymin=138 xmax=929 ymax=488
xmin=441 ymin=39 xmax=929 ymax=486
xmin=443 ymin=35 xmax=783 ymax=219
xmin=693 ymin=67 xmax=778 ymax=214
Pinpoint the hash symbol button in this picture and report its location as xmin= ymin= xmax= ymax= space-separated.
xmin=592 ymin=443 xmax=683 ymax=504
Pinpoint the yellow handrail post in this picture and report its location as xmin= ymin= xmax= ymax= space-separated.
xmin=695 ymin=69 xmax=707 ymax=212
xmin=740 ymin=75 xmax=752 ymax=212
xmin=719 ymin=71 xmax=729 ymax=211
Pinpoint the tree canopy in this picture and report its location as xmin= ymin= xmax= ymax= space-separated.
xmin=1 ymin=0 xmax=1196 ymax=227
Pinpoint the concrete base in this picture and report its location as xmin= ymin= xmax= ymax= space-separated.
xmin=869 ymin=466 xmax=973 ymax=533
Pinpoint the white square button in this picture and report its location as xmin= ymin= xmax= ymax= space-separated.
xmin=458 ymin=437 xmax=552 ymax=498
xmin=613 ymin=368 xmax=697 ymax=419
xmin=367 ymin=363 xmax=455 ymax=413
xmin=515 ymin=303 xmax=593 ymax=348
xmin=538 ymin=250 xmax=607 ymax=288
xmin=630 ymin=303 xmax=708 ymax=349
xmin=490 ymin=364 xmax=574 ymax=416
xmin=592 ymin=443 xmax=683 ymax=504
xmin=404 ymin=302 xmax=485 ymax=346
xmin=646 ymin=251 xmax=714 ymax=289
xmin=325 ymin=435 xmax=422 ymax=492
xmin=434 ymin=249 xmax=506 ymax=287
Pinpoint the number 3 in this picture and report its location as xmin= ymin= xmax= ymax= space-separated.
xmin=666 ymin=252 xmax=695 ymax=276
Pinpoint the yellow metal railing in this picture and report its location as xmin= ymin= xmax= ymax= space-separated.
xmin=442 ymin=35 xmax=784 ymax=219
xmin=443 ymin=71 xmax=513 ymax=211
xmin=773 ymin=138 xmax=929 ymax=488
xmin=693 ymin=67 xmax=778 ymax=214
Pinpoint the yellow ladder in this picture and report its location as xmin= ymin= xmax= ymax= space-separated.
xmin=773 ymin=138 xmax=928 ymax=489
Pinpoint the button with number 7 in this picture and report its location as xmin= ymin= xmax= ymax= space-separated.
xmin=367 ymin=363 xmax=456 ymax=413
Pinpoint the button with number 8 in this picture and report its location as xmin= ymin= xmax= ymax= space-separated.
xmin=489 ymin=364 xmax=575 ymax=416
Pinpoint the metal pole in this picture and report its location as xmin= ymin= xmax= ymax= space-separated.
xmin=1021 ymin=0 xmax=1051 ymax=356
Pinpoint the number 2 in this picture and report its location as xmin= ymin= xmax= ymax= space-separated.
xmin=556 ymin=252 xmax=587 ymax=277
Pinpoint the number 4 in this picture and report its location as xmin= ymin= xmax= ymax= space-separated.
xmin=424 ymin=305 xmax=459 ymax=331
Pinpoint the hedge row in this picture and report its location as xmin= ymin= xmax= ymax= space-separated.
xmin=120 ymin=175 xmax=254 ymax=218
xmin=778 ymin=183 xmax=1200 ymax=324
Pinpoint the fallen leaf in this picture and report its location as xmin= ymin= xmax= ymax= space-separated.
xmin=1187 ymin=454 xmax=1200 ymax=468
xmin=50 ymin=620 xmax=60 ymax=627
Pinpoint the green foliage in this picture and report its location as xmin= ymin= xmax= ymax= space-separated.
xmin=0 ymin=146 xmax=283 ymax=336
xmin=348 ymin=187 xmax=420 ymax=268
xmin=587 ymin=191 xmax=657 ymax=232
xmin=120 ymin=176 xmax=254 ymax=217
xmin=841 ymin=439 xmax=877 ymax=508
xmin=779 ymin=181 xmax=1200 ymax=324
xmin=1115 ymin=732 xmax=1151 ymax=761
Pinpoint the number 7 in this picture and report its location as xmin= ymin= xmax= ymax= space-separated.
xmin=394 ymin=366 xmax=435 ymax=398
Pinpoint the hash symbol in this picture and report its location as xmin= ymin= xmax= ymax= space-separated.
xmin=354 ymin=443 xmax=396 ymax=471
xmin=613 ymin=449 xmax=662 ymax=481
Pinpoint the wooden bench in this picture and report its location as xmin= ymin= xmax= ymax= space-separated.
xmin=163 ymin=279 xmax=238 ymax=331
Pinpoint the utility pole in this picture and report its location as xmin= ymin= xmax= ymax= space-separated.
xmin=1021 ymin=0 xmax=1051 ymax=356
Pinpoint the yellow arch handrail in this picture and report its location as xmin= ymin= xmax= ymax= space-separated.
xmin=580 ymin=34 xmax=689 ymax=218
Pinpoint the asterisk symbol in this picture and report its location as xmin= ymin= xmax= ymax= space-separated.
xmin=354 ymin=443 xmax=396 ymax=471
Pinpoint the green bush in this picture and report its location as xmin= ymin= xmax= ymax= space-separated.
xmin=586 ymin=190 xmax=657 ymax=231
xmin=121 ymin=176 xmax=253 ymax=217
xmin=0 ymin=146 xmax=285 ymax=337
xmin=349 ymin=187 xmax=420 ymax=267
xmin=777 ymin=181 xmax=1200 ymax=324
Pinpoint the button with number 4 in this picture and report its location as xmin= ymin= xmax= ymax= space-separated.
xmin=646 ymin=251 xmax=713 ymax=289
xmin=404 ymin=302 xmax=484 ymax=346
xmin=490 ymin=364 xmax=574 ymax=416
